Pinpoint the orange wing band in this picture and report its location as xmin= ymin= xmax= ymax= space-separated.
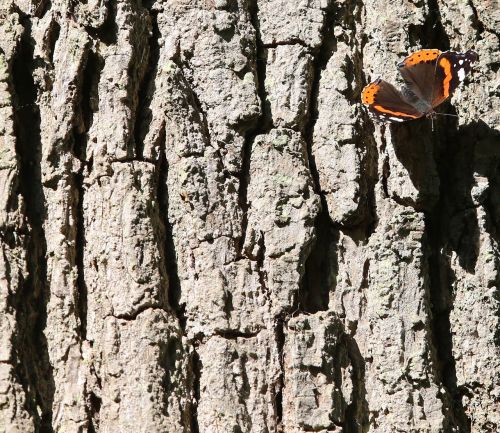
xmin=438 ymin=57 xmax=452 ymax=98
xmin=373 ymin=105 xmax=420 ymax=119
xmin=401 ymin=49 xmax=441 ymax=67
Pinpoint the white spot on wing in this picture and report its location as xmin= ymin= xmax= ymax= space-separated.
xmin=389 ymin=117 xmax=405 ymax=122
xmin=458 ymin=68 xmax=466 ymax=81
xmin=459 ymin=59 xmax=464 ymax=65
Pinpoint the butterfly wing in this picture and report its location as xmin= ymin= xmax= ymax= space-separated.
xmin=430 ymin=50 xmax=479 ymax=108
xmin=361 ymin=78 xmax=424 ymax=122
xmin=397 ymin=49 xmax=442 ymax=109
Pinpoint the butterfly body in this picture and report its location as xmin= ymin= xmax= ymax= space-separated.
xmin=361 ymin=49 xmax=479 ymax=122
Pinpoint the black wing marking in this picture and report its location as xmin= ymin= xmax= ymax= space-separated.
xmin=431 ymin=50 xmax=479 ymax=108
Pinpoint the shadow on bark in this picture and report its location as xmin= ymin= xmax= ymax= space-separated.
xmin=12 ymin=13 xmax=55 ymax=432
xmin=390 ymin=112 xmax=499 ymax=432
xmin=301 ymin=211 xmax=338 ymax=313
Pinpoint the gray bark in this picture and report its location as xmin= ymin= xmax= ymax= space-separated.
xmin=0 ymin=0 xmax=498 ymax=432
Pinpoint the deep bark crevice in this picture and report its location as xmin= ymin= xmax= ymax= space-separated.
xmin=45 ymin=18 xmax=60 ymax=65
xmin=87 ymin=392 xmax=102 ymax=433
xmin=300 ymin=1 xmax=338 ymax=314
xmin=85 ymin=0 xmax=118 ymax=45
xmin=76 ymin=49 xmax=102 ymax=159
xmin=188 ymin=348 xmax=202 ymax=433
xmin=342 ymin=334 xmax=369 ymax=433
xmin=256 ymin=230 xmax=270 ymax=302
xmin=34 ymin=0 xmax=51 ymax=18
xmin=157 ymin=127 xmax=184 ymax=325
xmin=424 ymin=0 xmax=450 ymax=50
xmin=11 ymin=14 xmax=54 ymax=433
xmin=262 ymin=39 xmax=309 ymax=49
xmin=273 ymin=318 xmax=285 ymax=432
xmin=74 ymin=169 xmax=87 ymax=340
xmin=467 ymin=0 xmax=500 ymax=39
xmin=214 ymin=329 xmax=260 ymax=339
xmin=379 ymin=125 xmax=390 ymax=199
xmin=133 ymin=7 xmax=160 ymax=159
xmin=74 ymin=49 xmax=101 ymax=342
xmin=301 ymin=211 xmax=338 ymax=313
xmin=159 ymin=337 xmax=181 ymax=417
xmin=87 ymin=361 xmax=102 ymax=433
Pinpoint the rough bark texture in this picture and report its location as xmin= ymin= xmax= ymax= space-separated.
xmin=0 ymin=0 xmax=498 ymax=432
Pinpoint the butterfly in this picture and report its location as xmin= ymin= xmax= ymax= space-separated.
xmin=361 ymin=49 xmax=479 ymax=122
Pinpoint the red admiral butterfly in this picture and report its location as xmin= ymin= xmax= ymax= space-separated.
xmin=361 ymin=49 xmax=479 ymax=122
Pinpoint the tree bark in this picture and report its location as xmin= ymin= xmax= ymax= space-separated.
xmin=0 ymin=0 xmax=498 ymax=432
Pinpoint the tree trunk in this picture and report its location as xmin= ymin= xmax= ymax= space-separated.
xmin=0 ymin=0 xmax=498 ymax=432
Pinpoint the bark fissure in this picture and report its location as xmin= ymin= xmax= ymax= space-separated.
xmin=73 ymin=49 xmax=100 ymax=341
xmin=424 ymin=0 xmax=450 ymax=50
xmin=75 ymin=168 xmax=87 ymax=340
xmin=88 ymin=357 xmax=103 ymax=433
xmin=134 ymin=8 xmax=160 ymax=160
xmin=77 ymin=50 xmax=101 ymax=155
xmin=467 ymin=0 xmax=500 ymax=38
xmin=343 ymin=335 xmax=368 ymax=432
xmin=379 ymin=127 xmax=390 ymax=199
xmin=262 ymin=39 xmax=309 ymax=49
xmin=189 ymin=348 xmax=202 ymax=433
xmin=11 ymin=14 xmax=54 ymax=432
xmin=45 ymin=18 xmax=60 ymax=65
xmin=256 ymin=230 xmax=269 ymax=302
xmin=157 ymin=127 xmax=183 ymax=323
xmin=86 ymin=0 xmax=118 ymax=45
xmin=214 ymin=329 xmax=260 ymax=339
xmin=87 ymin=389 xmax=102 ymax=433
xmin=34 ymin=0 xmax=50 ymax=18
xmin=273 ymin=318 xmax=285 ymax=432
xmin=300 ymin=2 xmax=338 ymax=313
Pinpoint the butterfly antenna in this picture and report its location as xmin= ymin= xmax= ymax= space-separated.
xmin=434 ymin=112 xmax=459 ymax=118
